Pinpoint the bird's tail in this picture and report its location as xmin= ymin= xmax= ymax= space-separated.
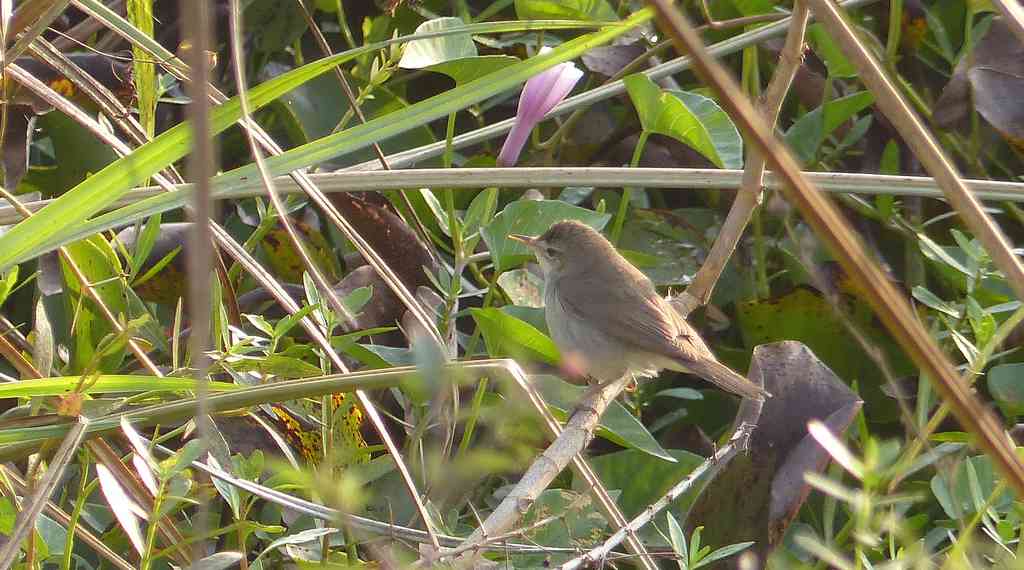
xmin=683 ymin=357 xmax=771 ymax=400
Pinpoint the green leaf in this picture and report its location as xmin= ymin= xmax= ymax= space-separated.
xmin=0 ymin=375 xmax=237 ymax=398
xmin=965 ymin=297 xmax=996 ymax=347
xmin=693 ymin=541 xmax=755 ymax=568
xmin=516 ymin=0 xmax=617 ymax=21
xmin=669 ymin=90 xmax=743 ymax=169
xmin=481 ymin=199 xmax=610 ymax=273
xmin=656 ymin=387 xmax=703 ymax=400
xmin=399 ymin=17 xmax=478 ymax=69
xmin=911 ymin=286 xmax=961 ymax=317
xmin=463 ymin=187 xmax=500 ymax=254
xmin=668 ymin=513 xmax=688 ymax=569
xmin=808 ymin=24 xmax=857 ymax=77
xmin=930 ymin=454 xmax=1015 ymax=519
xmin=625 ymin=74 xmax=739 ymax=168
xmin=988 ymin=363 xmax=1024 ymax=416
xmin=783 ymin=91 xmax=875 ymax=164
xmin=60 ymin=235 xmax=130 ymax=373
xmin=0 ymin=266 xmax=18 ymax=307
xmin=229 ymin=355 xmax=324 ymax=379
xmin=427 ymin=55 xmax=521 ymax=85
xmin=729 ymin=0 xmax=775 ymax=16
xmin=15 ymin=12 xmax=653 ymax=263
xmin=470 ymin=308 xmax=559 ymax=364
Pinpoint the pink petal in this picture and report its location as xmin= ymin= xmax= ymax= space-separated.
xmin=531 ymin=63 xmax=584 ymax=119
xmin=497 ymin=121 xmax=532 ymax=166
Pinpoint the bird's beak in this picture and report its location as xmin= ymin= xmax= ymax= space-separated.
xmin=509 ymin=234 xmax=537 ymax=247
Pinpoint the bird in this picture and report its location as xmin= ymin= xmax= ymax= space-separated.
xmin=510 ymin=219 xmax=769 ymax=400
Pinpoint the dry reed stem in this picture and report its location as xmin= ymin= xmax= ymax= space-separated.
xmin=644 ymin=0 xmax=1024 ymax=497
xmin=802 ymin=0 xmax=1024 ymax=303
xmin=4 ymin=469 xmax=135 ymax=570
xmin=0 ymin=418 xmax=88 ymax=570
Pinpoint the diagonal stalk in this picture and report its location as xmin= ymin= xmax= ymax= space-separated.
xmin=643 ymin=0 xmax=1024 ymax=497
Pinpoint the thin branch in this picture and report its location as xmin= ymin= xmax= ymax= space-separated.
xmin=643 ymin=0 xmax=1024 ymax=497
xmin=456 ymin=375 xmax=648 ymax=561
xmin=559 ymin=424 xmax=753 ymax=570
xmin=495 ymin=366 xmax=658 ymax=569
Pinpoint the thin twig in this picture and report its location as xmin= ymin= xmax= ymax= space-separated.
xmin=559 ymin=424 xmax=753 ymax=570
xmin=458 ymin=374 xmax=659 ymax=569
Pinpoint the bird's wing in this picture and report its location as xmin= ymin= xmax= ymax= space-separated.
xmin=553 ymin=271 xmax=683 ymax=357
xmin=555 ymin=272 xmax=769 ymax=399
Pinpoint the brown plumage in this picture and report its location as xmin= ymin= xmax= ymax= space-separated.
xmin=513 ymin=220 xmax=769 ymax=400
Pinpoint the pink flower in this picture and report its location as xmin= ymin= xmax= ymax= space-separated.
xmin=497 ymin=47 xmax=584 ymax=166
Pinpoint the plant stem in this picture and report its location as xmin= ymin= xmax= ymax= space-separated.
xmin=610 ymin=130 xmax=650 ymax=244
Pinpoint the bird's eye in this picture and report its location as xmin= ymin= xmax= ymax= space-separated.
xmin=545 ymin=247 xmax=558 ymax=257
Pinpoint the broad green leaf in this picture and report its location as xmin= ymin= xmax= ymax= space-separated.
xmin=470 ymin=307 xmax=559 ymax=364
xmin=516 ymin=0 xmax=617 ymax=21
xmin=399 ymin=17 xmax=478 ymax=69
xmin=808 ymin=24 xmax=857 ymax=77
xmin=534 ymin=374 xmax=677 ymax=462
xmin=667 ymin=513 xmax=688 ymax=569
xmin=60 ymin=235 xmax=129 ymax=373
xmin=33 ymin=113 xmax=120 ymax=196
xmin=988 ymin=363 xmax=1024 ymax=416
xmin=738 ymin=288 xmax=914 ymax=421
xmin=0 ymin=375 xmax=237 ymax=398
xmin=428 ymin=55 xmax=521 ymax=84
xmin=669 ymin=91 xmax=743 ymax=169
xmin=730 ymin=0 xmax=775 ymax=16
xmin=624 ymin=74 xmax=733 ymax=168
xmin=481 ymin=199 xmax=610 ymax=273
xmin=11 ymin=11 xmax=653 ymax=265
xmin=783 ymin=91 xmax=874 ymax=164
xmin=228 ymin=355 xmax=324 ymax=379
xmin=261 ymin=69 xmax=435 ymax=167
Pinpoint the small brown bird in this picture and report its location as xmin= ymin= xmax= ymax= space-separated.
xmin=511 ymin=220 xmax=769 ymax=400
